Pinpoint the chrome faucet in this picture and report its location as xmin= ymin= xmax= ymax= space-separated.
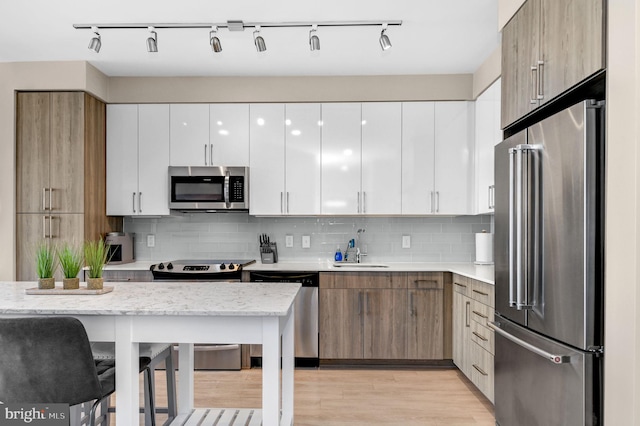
xmin=343 ymin=228 xmax=367 ymax=262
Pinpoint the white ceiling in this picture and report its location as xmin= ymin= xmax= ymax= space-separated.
xmin=0 ymin=0 xmax=500 ymax=77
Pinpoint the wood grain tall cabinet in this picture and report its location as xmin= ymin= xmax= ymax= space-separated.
xmin=16 ymin=91 xmax=120 ymax=281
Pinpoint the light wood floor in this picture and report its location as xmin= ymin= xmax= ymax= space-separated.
xmin=120 ymin=367 xmax=495 ymax=425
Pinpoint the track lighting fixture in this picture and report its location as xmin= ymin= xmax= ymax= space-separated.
xmin=254 ymin=26 xmax=266 ymax=52
xmin=309 ymin=25 xmax=320 ymax=51
xmin=88 ymin=26 xmax=101 ymax=53
xmin=210 ymin=26 xmax=222 ymax=52
xmin=379 ymin=24 xmax=392 ymax=51
xmin=74 ymin=20 xmax=402 ymax=55
xmin=146 ymin=27 xmax=158 ymax=53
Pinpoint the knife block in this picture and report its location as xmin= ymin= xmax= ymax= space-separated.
xmin=260 ymin=242 xmax=278 ymax=264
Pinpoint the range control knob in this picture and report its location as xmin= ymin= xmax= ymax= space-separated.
xmin=167 ymin=263 xmax=173 ymax=270
xmin=157 ymin=263 xmax=165 ymax=270
xmin=219 ymin=263 xmax=226 ymax=270
xmin=228 ymin=263 xmax=236 ymax=270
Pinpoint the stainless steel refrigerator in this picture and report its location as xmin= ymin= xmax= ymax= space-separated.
xmin=492 ymin=100 xmax=604 ymax=426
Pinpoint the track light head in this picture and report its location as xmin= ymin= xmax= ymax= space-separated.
xmin=88 ymin=26 xmax=101 ymax=53
xmin=210 ymin=26 xmax=222 ymax=52
xmin=147 ymin=27 xmax=158 ymax=53
xmin=309 ymin=25 xmax=320 ymax=51
xmin=253 ymin=26 xmax=266 ymax=52
xmin=379 ymin=25 xmax=392 ymax=51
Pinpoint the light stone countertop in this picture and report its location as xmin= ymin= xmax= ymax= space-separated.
xmin=104 ymin=260 xmax=495 ymax=285
xmin=0 ymin=281 xmax=300 ymax=316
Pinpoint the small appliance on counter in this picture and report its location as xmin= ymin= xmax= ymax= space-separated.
xmin=474 ymin=230 xmax=493 ymax=265
xmin=259 ymin=233 xmax=277 ymax=263
xmin=105 ymin=232 xmax=134 ymax=264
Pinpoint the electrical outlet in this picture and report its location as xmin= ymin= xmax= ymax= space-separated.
xmin=302 ymin=235 xmax=311 ymax=249
xmin=147 ymin=234 xmax=155 ymax=248
xmin=285 ymin=235 xmax=294 ymax=248
xmin=402 ymin=235 xmax=411 ymax=249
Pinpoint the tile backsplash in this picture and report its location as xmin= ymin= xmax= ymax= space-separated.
xmin=124 ymin=214 xmax=493 ymax=263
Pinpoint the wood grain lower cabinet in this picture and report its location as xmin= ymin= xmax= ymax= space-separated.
xmin=452 ymin=273 xmax=494 ymax=402
xmin=319 ymin=272 xmax=445 ymax=361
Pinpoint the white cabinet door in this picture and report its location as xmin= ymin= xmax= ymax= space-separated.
xmin=402 ymin=102 xmax=435 ymax=214
xmin=249 ymin=104 xmax=285 ymax=215
xmin=285 ymin=103 xmax=321 ymax=215
xmin=210 ymin=104 xmax=250 ymax=166
xmin=169 ymin=104 xmax=210 ymax=166
xmin=321 ymin=103 xmax=362 ymax=215
xmin=434 ymin=102 xmax=474 ymax=215
xmin=362 ymin=103 xmax=402 ymax=215
xmin=138 ymin=104 xmax=171 ymax=216
xmin=106 ymin=104 xmax=139 ymax=216
xmin=475 ymin=79 xmax=501 ymax=214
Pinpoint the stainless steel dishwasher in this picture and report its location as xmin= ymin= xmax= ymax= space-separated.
xmin=248 ymin=271 xmax=319 ymax=367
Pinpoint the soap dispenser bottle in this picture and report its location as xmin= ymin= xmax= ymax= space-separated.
xmin=334 ymin=246 xmax=343 ymax=262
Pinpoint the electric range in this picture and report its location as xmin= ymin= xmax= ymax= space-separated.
xmin=149 ymin=259 xmax=256 ymax=281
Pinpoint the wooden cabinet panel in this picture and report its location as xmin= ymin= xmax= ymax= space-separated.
xmin=364 ymin=289 xmax=407 ymax=359
xmin=471 ymin=343 xmax=494 ymax=403
xmin=471 ymin=280 xmax=495 ymax=307
xmin=319 ymin=288 xmax=363 ymax=359
xmin=320 ymin=272 xmax=406 ymax=290
xmin=16 ymin=92 xmax=50 ymax=213
xmin=540 ymin=0 xmax=604 ymax=104
xmin=452 ymin=289 xmax=472 ymax=377
xmin=407 ymin=272 xmax=444 ymax=360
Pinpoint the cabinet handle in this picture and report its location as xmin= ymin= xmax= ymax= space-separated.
xmin=49 ymin=188 xmax=53 ymax=211
xmin=430 ymin=191 xmax=435 ymax=213
xmin=49 ymin=216 xmax=56 ymax=238
xmin=472 ymin=331 xmax=489 ymax=342
xmin=286 ymin=192 xmax=290 ymax=214
xmin=472 ymin=364 xmax=488 ymax=376
xmin=42 ymin=215 xmax=47 ymax=239
xmin=42 ymin=188 xmax=48 ymax=211
xmin=204 ymin=144 xmax=208 ymax=165
xmin=536 ymin=60 xmax=545 ymax=100
xmin=409 ymin=292 xmax=415 ymax=316
xmin=473 ymin=289 xmax=489 ymax=296
xmin=435 ymin=191 xmax=440 ymax=213
xmin=530 ymin=65 xmax=538 ymax=104
xmin=454 ymin=282 xmax=467 ymax=288
xmin=138 ymin=192 xmax=142 ymax=213
xmin=280 ymin=192 xmax=284 ymax=214
xmin=472 ymin=310 xmax=488 ymax=319
xmin=363 ymin=192 xmax=367 ymax=214
xmin=465 ymin=301 xmax=471 ymax=327
xmin=132 ymin=192 xmax=136 ymax=213
xmin=210 ymin=143 xmax=213 ymax=166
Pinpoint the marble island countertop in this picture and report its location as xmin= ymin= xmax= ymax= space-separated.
xmin=0 ymin=281 xmax=301 ymax=316
xmin=104 ymin=260 xmax=495 ymax=285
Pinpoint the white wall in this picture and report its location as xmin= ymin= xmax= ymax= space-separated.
xmin=604 ymin=1 xmax=640 ymax=424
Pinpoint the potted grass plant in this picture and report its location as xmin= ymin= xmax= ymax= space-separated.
xmin=84 ymin=238 xmax=109 ymax=290
xmin=35 ymin=242 xmax=57 ymax=289
xmin=58 ymin=243 xmax=83 ymax=290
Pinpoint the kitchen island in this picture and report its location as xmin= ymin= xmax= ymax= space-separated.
xmin=0 ymin=281 xmax=300 ymax=426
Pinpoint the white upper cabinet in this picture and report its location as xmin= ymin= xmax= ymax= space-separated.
xmin=321 ymin=103 xmax=362 ymax=215
xmin=475 ymin=79 xmax=502 ymax=215
xmin=249 ymin=104 xmax=285 ymax=215
xmin=169 ymin=104 xmax=210 ymax=166
xmin=361 ymin=103 xmax=402 ymax=215
xmin=402 ymin=102 xmax=435 ymax=214
xmin=434 ymin=102 xmax=474 ymax=215
xmin=285 ymin=103 xmax=322 ymax=215
xmin=401 ymin=102 xmax=474 ymax=215
xmin=107 ymin=104 xmax=170 ymax=216
xmin=210 ymin=104 xmax=250 ymax=166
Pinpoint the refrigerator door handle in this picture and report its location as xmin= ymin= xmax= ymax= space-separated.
xmin=488 ymin=321 xmax=571 ymax=364
xmin=508 ymin=147 xmax=518 ymax=307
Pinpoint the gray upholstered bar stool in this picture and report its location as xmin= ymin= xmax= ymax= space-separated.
xmin=91 ymin=342 xmax=177 ymax=425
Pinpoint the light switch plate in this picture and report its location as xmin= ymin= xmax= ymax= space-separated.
xmin=302 ymin=235 xmax=311 ymax=249
xmin=402 ymin=235 xmax=411 ymax=249
xmin=285 ymin=235 xmax=294 ymax=248
xmin=147 ymin=234 xmax=155 ymax=248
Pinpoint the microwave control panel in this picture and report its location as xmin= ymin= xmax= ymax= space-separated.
xmin=230 ymin=176 xmax=245 ymax=202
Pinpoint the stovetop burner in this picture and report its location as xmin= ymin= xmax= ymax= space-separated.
xmin=150 ymin=259 xmax=256 ymax=281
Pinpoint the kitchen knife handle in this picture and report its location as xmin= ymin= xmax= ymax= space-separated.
xmin=488 ymin=321 xmax=571 ymax=365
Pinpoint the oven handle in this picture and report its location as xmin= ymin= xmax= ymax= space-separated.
xmin=173 ymin=344 xmax=240 ymax=352
xmin=224 ymin=171 xmax=231 ymax=208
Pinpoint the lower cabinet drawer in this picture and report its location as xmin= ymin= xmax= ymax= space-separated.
xmin=471 ymin=320 xmax=494 ymax=355
xmin=471 ymin=342 xmax=494 ymax=403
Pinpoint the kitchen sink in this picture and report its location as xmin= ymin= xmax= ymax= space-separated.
xmin=332 ymin=262 xmax=389 ymax=268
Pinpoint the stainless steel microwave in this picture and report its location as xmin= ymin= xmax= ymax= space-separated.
xmin=168 ymin=166 xmax=249 ymax=212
